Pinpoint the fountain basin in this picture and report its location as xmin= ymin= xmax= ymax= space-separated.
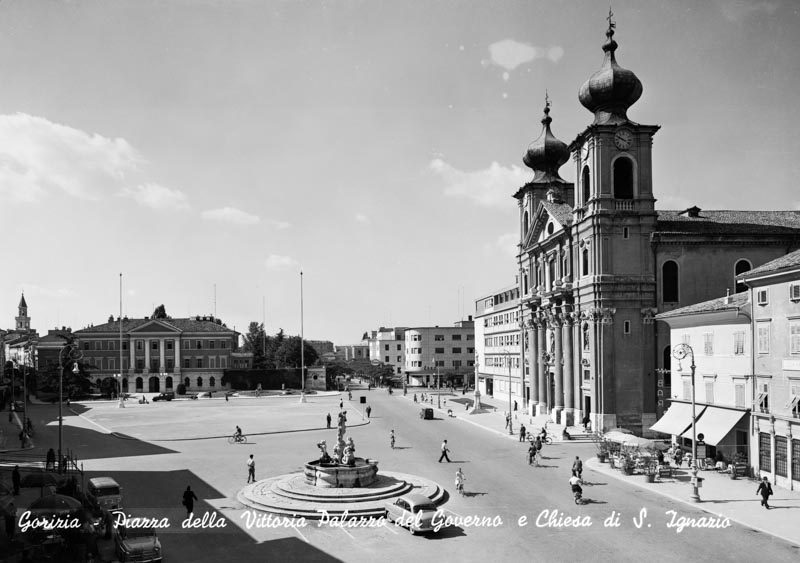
xmin=304 ymin=458 xmax=379 ymax=488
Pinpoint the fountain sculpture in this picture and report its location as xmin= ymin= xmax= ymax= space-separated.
xmin=304 ymin=410 xmax=379 ymax=488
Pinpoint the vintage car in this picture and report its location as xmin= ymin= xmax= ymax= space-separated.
xmin=384 ymin=493 xmax=440 ymax=534
xmin=419 ymin=407 xmax=434 ymax=420
xmin=87 ymin=477 xmax=123 ymax=538
xmin=113 ymin=512 xmax=162 ymax=563
xmin=152 ymin=392 xmax=175 ymax=402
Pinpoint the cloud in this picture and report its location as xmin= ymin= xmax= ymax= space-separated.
xmin=20 ymin=284 xmax=76 ymax=299
xmin=265 ymin=254 xmax=298 ymax=271
xmin=0 ymin=113 xmax=143 ymax=202
xmin=429 ymin=158 xmax=528 ymax=208
xmin=715 ymin=0 xmax=777 ymax=22
xmin=355 ymin=213 xmax=369 ymax=224
xmin=488 ymin=40 xmax=564 ymax=72
xmin=265 ymin=219 xmax=290 ymax=230
xmin=202 ymin=206 xmax=260 ymax=225
xmin=122 ymin=183 xmax=189 ymax=211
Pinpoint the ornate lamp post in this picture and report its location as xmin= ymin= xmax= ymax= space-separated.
xmin=673 ymin=343 xmax=700 ymax=502
xmin=59 ymin=344 xmax=82 ymax=466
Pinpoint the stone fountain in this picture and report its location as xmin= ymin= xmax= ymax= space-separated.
xmin=304 ymin=410 xmax=379 ymax=488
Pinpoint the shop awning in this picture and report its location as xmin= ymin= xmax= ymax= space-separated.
xmin=680 ymin=406 xmax=747 ymax=446
xmin=649 ymin=401 xmax=703 ymax=436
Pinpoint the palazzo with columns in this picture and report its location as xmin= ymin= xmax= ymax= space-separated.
xmin=476 ymin=15 xmax=800 ymax=435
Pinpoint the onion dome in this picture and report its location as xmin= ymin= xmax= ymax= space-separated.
xmin=578 ymin=14 xmax=642 ymax=124
xmin=523 ymin=98 xmax=569 ymax=183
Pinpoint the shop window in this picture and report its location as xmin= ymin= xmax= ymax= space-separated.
xmin=759 ymin=432 xmax=771 ymax=472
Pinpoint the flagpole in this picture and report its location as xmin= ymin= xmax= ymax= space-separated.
xmin=299 ymin=270 xmax=307 ymax=403
xmin=118 ymin=273 xmax=125 ymax=408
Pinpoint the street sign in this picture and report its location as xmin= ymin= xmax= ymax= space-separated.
xmin=697 ymin=433 xmax=705 ymax=442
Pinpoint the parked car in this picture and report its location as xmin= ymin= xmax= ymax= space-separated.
xmin=87 ymin=477 xmax=123 ymax=539
xmin=280 ymin=389 xmax=294 ymax=395
xmin=152 ymin=392 xmax=175 ymax=402
xmin=113 ymin=510 xmax=162 ymax=563
xmin=384 ymin=493 xmax=440 ymax=534
xmin=420 ymin=407 xmax=434 ymax=420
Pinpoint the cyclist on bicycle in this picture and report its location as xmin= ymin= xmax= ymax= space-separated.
xmin=455 ymin=468 xmax=465 ymax=495
xmin=569 ymin=471 xmax=583 ymax=498
xmin=234 ymin=426 xmax=243 ymax=442
xmin=390 ymin=430 xmax=395 ymax=449
xmin=527 ymin=443 xmax=537 ymax=466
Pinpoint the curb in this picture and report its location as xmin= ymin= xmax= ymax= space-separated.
xmin=585 ymin=458 xmax=800 ymax=547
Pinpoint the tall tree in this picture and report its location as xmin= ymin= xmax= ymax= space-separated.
xmin=242 ymin=322 xmax=268 ymax=369
xmin=274 ymin=336 xmax=319 ymax=368
xmin=152 ymin=304 xmax=169 ymax=319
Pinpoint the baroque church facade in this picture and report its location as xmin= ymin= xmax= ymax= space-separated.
xmin=477 ymin=17 xmax=800 ymax=435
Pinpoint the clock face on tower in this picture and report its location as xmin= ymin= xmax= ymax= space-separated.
xmin=614 ymin=129 xmax=633 ymax=150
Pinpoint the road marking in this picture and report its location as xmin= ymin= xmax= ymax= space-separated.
xmin=293 ymin=524 xmax=309 ymax=543
xmin=384 ymin=521 xmax=399 ymax=535
xmin=339 ymin=526 xmax=355 ymax=540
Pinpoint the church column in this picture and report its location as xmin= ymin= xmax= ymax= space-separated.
xmin=144 ymin=340 xmax=151 ymax=374
xmin=129 ymin=340 xmax=135 ymax=376
xmin=552 ymin=315 xmax=564 ymax=423
xmin=536 ymin=315 xmax=547 ymax=416
xmin=562 ymin=311 xmax=575 ymax=426
xmin=159 ymin=338 xmax=166 ymax=372
xmin=527 ymin=319 xmax=538 ymax=412
xmin=175 ymin=338 xmax=182 ymax=375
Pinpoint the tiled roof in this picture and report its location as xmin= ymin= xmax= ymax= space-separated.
xmin=541 ymin=201 xmax=573 ymax=227
xmin=655 ymin=210 xmax=800 ymax=235
xmin=738 ymin=247 xmax=800 ymax=277
xmin=75 ymin=317 xmax=234 ymax=334
xmin=656 ymin=292 xmax=749 ymax=319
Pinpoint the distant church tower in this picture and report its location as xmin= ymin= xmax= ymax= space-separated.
xmin=16 ymin=293 xmax=31 ymax=332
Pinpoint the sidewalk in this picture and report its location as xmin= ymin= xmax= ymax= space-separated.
xmin=586 ymin=456 xmax=800 ymax=546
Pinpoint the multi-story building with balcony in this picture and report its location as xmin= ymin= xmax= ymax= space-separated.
xmin=403 ymin=319 xmax=474 ymax=388
xmin=474 ymin=284 xmax=523 ymax=405
xmin=365 ymin=327 xmax=407 ymax=377
xmin=73 ymin=314 xmax=240 ymax=394
xmin=655 ymin=292 xmax=752 ymax=466
xmin=738 ymin=249 xmax=800 ymax=490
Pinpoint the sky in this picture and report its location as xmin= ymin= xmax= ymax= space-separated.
xmin=1 ymin=0 xmax=799 ymax=346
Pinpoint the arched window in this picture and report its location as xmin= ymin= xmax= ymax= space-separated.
xmin=734 ymin=259 xmax=752 ymax=293
xmin=135 ymin=377 xmax=143 ymax=392
xmin=661 ymin=346 xmax=672 ymax=387
xmin=122 ymin=379 xmax=129 ymax=393
xmin=582 ymin=323 xmax=590 ymax=351
xmin=523 ymin=211 xmax=529 ymax=237
xmin=613 ymin=157 xmax=634 ymax=199
xmin=582 ymin=248 xmax=590 ymax=276
xmin=662 ymin=261 xmax=679 ymax=303
xmin=197 ymin=377 xmax=203 ymax=388
xmin=166 ymin=376 xmax=173 ymax=390
xmin=184 ymin=377 xmax=190 ymax=389
xmin=582 ymin=166 xmax=591 ymax=204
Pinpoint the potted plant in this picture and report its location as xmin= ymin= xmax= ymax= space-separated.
xmin=617 ymin=451 xmax=636 ymax=475
xmin=593 ymin=434 xmax=610 ymax=463
xmin=642 ymin=458 xmax=658 ymax=483
xmin=729 ymin=451 xmax=746 ymax=480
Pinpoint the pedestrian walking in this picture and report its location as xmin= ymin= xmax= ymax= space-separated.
xmin=519 ymin=425 xmax=526 ymax=442
xmin=535 ymin=436 xmax=543 ymax=459
xmin=527 ymin=443 xmax=538 ymax=466
xmin=247 ymin=454 xmax=256 ymax=483
xmin=45 ymin=448 xmax=56 ymax=471
xmin=413 ymin=393 xmax=417 ymax=403
xmin=326 ymin=413 xmax=332 ymax=428
xmin=182 ymin=485 xmax=198 ymax=516
xmin=582 ymin=414 xmax=591 ymax=432
xmin=572 ymin=456 xmax=583 ymax=479
xmin=514 ymin=400 xmax=518 ymax=411
xmin=366 ymin=405 xmax=372 ymax=419
xmin=438 ymin=439 xmax=451 ymax=463
xmin=674 ymin=447 xmax=683 ymax=467
xmin=756 ymin=476 xmax=773 ymax=509
xmin=505 ymin=413 xmax=511 ymax=430
xmin=19 ymin=430 xmax=26 ymax=449
xmin=339 ymin=399 xmax=343 ymax=410
xmin=12 ymin=465 xmax=20 ymax=495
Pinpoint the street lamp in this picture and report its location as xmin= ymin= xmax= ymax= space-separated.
xmin=505 ymin=350 xmax=513 ymax=435
xmin=673 ymin=343 xmax=700 ymax=502
xmin=59 ymin=344 xmax=82 ymax=468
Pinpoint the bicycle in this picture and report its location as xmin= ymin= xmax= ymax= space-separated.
xmin=228 ymin=434 xmax=248 ymax=444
